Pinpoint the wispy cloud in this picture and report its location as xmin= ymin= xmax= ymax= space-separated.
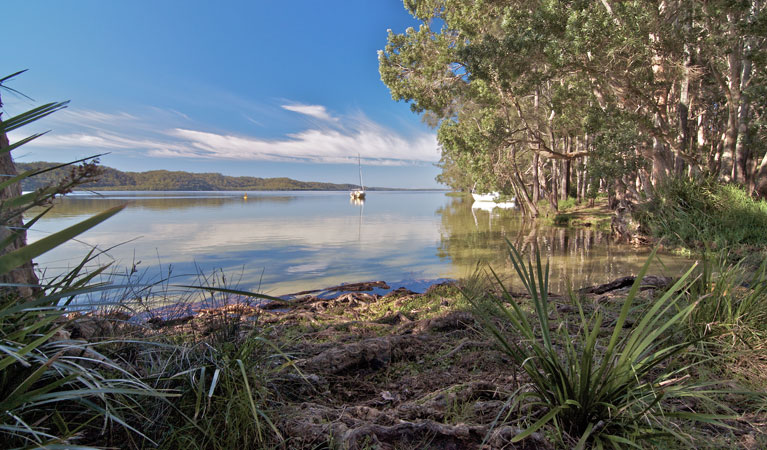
xmin=281 ymin=103 xmax=335 ymax=121
xmin=11 ymin=104 xmax=440 ymax=166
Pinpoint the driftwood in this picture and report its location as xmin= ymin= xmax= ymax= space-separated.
xmin=290 ymin=281 xmax=391 ymax=296
xmin=578 ymin=275 xmax=673 ymax=295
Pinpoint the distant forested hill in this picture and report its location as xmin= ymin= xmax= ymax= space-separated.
xmin=16 ymin=162 xmax=362 ymax=191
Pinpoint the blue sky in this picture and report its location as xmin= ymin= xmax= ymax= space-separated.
xmin=3 ymin=1 xmax=443 ymax=189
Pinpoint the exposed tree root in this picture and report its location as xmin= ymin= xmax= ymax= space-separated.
xmin=281 ymin=401 xmax=550 ymax=449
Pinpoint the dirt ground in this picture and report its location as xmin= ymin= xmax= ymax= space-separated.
xmin=78 ymin=276 xmax=766 ymax=449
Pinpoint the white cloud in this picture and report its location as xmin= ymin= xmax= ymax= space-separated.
xmin=281 ymin=104 xmax=335 ymax=121
xmin=11 ymin=104 xmax=440 ymax=166
xmin=165 ymin=121 xmax=439 ymax=165
xmin=43 ymin=109 xmax=139 ymax=130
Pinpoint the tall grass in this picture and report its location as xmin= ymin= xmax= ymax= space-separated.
xmin=688 ymin=253 xmax=767 ymax=342
xmin=140 ymin=330 xmax=287 ymax=449
xmin=464 ymin=240 xmax=727 ymax=448
xmin=635 ymin=177 xmax=767 ymax=256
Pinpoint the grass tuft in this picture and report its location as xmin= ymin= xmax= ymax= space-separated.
xmin=464 ymin=239 xmax=730 ymax=447
xmin=635 ymin=178 xmax=767 ymax=258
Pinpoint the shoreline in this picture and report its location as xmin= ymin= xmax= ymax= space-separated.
xmin=60 ymin=269 xmax=765 ymax=448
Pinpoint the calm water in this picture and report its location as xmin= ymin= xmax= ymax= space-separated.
xmin=27 ymin=191 xmax=691 ymax=296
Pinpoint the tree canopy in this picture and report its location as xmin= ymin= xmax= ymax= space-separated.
xmin=380 ymin=0 xmax=767 ymax=216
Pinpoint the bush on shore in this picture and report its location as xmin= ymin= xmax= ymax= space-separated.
xmin=635 ymin=177 xmax=767 ymax=258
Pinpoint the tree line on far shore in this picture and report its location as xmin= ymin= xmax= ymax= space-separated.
xmin=17 ymin=162 xmax=362 ymax=191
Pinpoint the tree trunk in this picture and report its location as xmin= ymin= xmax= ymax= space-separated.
xmin=532 ymin=153 xmax=540 ymax=204
xmin=676 ymin=36 xmax=692 ymax=176
xmin=754 ymin=151 xmax=767 ymax=198
xmin=0 ymin=114 xmax=39 ymax=299
xmin=734 ymin=35 xmax=753 ymax=184
xmin=652 ymin=134 xmax=672 ymax=184
xmin=723 ymin=13 xmax=743 ymax=183
xmin=550 ymin=158 xmax=559 ymax=210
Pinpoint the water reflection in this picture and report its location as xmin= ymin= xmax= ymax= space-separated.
xmin=31 ymin=192 xmax=296 ymax=218
xmin=26 ymin=191 xmax=691 ymax=296
xmin=437 ymin=195 xmax=688 ymax=293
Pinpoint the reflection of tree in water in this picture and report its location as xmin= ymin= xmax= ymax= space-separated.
xmin=27 ymin=194 xmax=298 ymax=219
xmin=436 ymin=194 xmax=649 ymax=292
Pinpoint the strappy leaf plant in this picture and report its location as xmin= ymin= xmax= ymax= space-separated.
xmin=465 ymin=239 xmax=728 ymax=448
xmin=0 ymin=73 xmax=165 ymax=448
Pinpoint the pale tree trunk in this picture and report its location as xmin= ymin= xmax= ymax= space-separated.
xmin=560 ymin=137 xmax=571 ymax=201
xmin=0 ymin=113 xmax=39 ymax=299
xmin=532 ymin=153 xmax=540 ymax=204
xmin=675 ymin=8 xmax=692 ymax=176
xmin=510 ymin=146 xmax=538 ymax=218
xmin=676 ymin=60 xmax=690 ymax=175
xmin=734 ymin=66 xmax=751 ymax=184
xmin=550 ymin=158 xmax=558 ymax=210
xmin=754 ymin=151 xmax=767 ymax=198
xmin=580 ymin=156 xmax=588 ymax=201
xmin=561 ymin=159 xmax=570 ymax=201
xmin=576 ymin=163 xmax=583 ymax=203
xmin=734 ymin=3 xmax=756 ymax=184
xmin=722 ymin=13 xmax=743 ymax=182
xmin=574 ymin=137 xmax=582 ymax=202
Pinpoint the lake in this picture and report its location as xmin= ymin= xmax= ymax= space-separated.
xmin=27 ymin=191 xmax=691 ymax=297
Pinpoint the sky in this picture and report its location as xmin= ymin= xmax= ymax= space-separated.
xmin=2 ymin=1 xmax=444 ymax=189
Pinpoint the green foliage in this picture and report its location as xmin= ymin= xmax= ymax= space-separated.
xmin=383 ymin=1 xmax=767 ymax=212
xmin=464 ymin=241 xmax=726 ymax=447
xmin=0 ymin=81 xmax=162 ymax=448
xmin=144 ymin=330 xmax=286 ymax=450
xmin=584 ymin=107 xmax=648 ymax=198
xmin=551 ymin=213 xmax=571 ymax=226
xmin=688 ymin=253 xmax=767 ymax=343
xmin=635 ymin=177 xmax=767 ymax=254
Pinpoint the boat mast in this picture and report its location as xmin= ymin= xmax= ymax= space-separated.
xmin=358 ymin=154 xmax=364 ymax=190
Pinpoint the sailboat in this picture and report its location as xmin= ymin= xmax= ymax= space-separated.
xmin=350 ymin=155 xmax=366 ymax=200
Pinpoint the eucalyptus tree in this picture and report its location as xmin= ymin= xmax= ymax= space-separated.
xmin=380 ymin=0 xmax=767 ymax=213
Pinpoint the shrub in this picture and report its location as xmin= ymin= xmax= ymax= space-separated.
xmin=635 ymin=177 xmax=767 ymax=255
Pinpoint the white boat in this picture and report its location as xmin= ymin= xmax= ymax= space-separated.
xmin=471 ymin=191 xmax=500 ymax=202
xmin=350 ymin=155 xmax=366 ymax=200
xmin=471 ymin=201 xmax=498 ymax=212
xmin=472 ymin=199 xmax=516 ymax=210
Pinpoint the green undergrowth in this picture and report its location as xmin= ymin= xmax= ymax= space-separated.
xmin=636 ymin=178 xmax=767 ymax=260
xmin=463 ymin=241 xmax=766 ymax=448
